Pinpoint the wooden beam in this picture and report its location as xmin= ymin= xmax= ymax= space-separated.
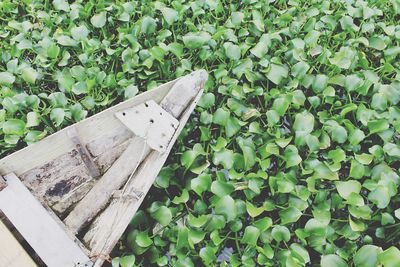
xmin=0 ymin=220 xmax=37 ymax=267
xmin=67 ymin=127 xmax=100 ymax=178
xmin=64 ymin=70 xmax=208 ymax=235
xmin=84 ymin=72 xmax=206 ymax=267
xmin=64 ymin=138 xmax=150 ymax=234
xmin=0 ymin=173 xmax=91 ymax=267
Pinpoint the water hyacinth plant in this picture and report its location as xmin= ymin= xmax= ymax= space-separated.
xmin=1 ymin=0 xmax=400 ymax=266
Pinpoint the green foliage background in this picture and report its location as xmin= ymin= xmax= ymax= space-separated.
xmin=1 ymin=0 xmax=400 ymax=266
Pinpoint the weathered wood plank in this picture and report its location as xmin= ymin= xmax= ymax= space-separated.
xmin=67 ymin=127 xmax=100 ymax=178
xmin=64 ymin=138 xmax=150 ymax=234
xmin=94 ymin=139 xmax=131 ymax=173
xmin=0 ymin=173 xmax=91 ymax=267
xmin=0 ymin=78 xmax=177 ymax=176
xmin=20 ymin=149 xmax=93 ymax=213
xmin=84 ymin=75 xmax=206 ymax=267
xmin=86 ymin=127 xmax=132 ymax=158
xmin=52 ymin=180 xmax=96 ymax=215
xmin=0 ymin=220 xmax=37 ymax=267
xmin=64 ymin=70 xmax=207 ymax=235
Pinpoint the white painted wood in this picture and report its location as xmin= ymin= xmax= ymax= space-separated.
xmin=84 ymin=74 xmax=206 ymax=267
xmin=115 ymin=100 xmax=179 ymax=152
xmin=0 ymin=173 xmax=91 ymax=267
xmin=0 ymin=220 xmax=37 ymax=267
xmin=160 ymin=70 xmax=208 ymax=118
xmin=64 ymin=70 xmax=208 ymax=235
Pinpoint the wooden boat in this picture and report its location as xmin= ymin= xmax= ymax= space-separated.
xmin=0 ymin=70 xmax=208 ymax=267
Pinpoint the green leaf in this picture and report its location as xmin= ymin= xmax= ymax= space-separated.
xmin=354 ymin=245 xmax=382 ymax=267
xmin=190 ymin=173 xmax=211 ymax=196
xmin=224 ymin=42 xmax=241 ymax=60
xmin=250 ymin=34 xmax=270 ymax=58
xmin=91 ymin=12 xmax=107 ymax=28
xmin=211 ymin=180 xmax=234 ymax=197
xmin=368 ymin=186 xmax=390 ymax=209
xmin=151 ymin=206 xmax=172 ymax=226
xmin=378 ymin=247 xmax=400 ymax=267
xmin=368 ymin=119 xmax=389 ymax=134
xmin=71 ymin=25 xmax=90 ymax=41
xmin=369 ymin=37 xmax=386 ymax=51
xmin=56 ymin=35 xmax=78 ymax=46
xmin=246 ymin=201 xmax=265 ymax=217
xmin=172 ymin=189 xmax=189 ymax=204
xmin=230 ymin=11 xmax=244 ymax=26
xmin=161 ymin=7 xmax=178 ymax=25
xmin=212 ymin=108 xmax=229 ymax=126
xmin=119 ymin=255 xmax=135 ymax=267
xmin=292 ymin=61 xmax=310 ymax=78
xmin=124 ymin=85 xmax=138 ymax=99
xmin=335 ymin=180 xmax=362 ymax=200
xmin=213 ymin=148 xmax=234 ymax=169
xmin=135 ymin=232 xmax=153 ymax=247
xmin=321 ymin=255 xmax=348 ymax=267
xmin=215 ymin=195 xmax=236 ymax=222
xmin=182 ymin=32 xmax=211 ymax=49
xmin=26 ymin=112 xmax=40 ymax=127
xmin=53 ymin=0 xmax=70 ymax=11
xmin=290 ymin=243 xmax=310 ymax=264
xmin=329 ymin=46 xmax=356 ymax=69
xmin=21 ymin=67 xmax=39 ymax=84
xmin=283 ymin=145 xmax=302 ymax=168
xmin=266 ymin=64 xmax=288 ymax=85
xmin=279 ymin=207 xmax=302 ymax=224
xmin=199 ymin=246 xmax=216 ymax=265
xmin=312 ymin=74 xmax=328 ymax=92
xmin=198 ymin=93 xmax=215 ymax=109
xmin=50 ymin=108 xmax=65 ymax=126
xmin=141 ymin=16 xmax=157 ymax=34
xmin=242 ymin=226 xmax=260 ymax=246
xmin=0 ymin=71 xmax=15 ymax=85
xmin=232 ymin=58 xmax=253 ymax=78
xmin=271 ymin=225 xmax=290 ymax=243
xmin=188 ymin=214 xmax=209 ymax=228
xmin=383 ymin=143 xmax=400 ymax=158
xmin=3 ymin=119 xmax=26 ymax=136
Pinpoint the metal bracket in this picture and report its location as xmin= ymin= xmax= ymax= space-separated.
xmin=67 ymin=127 xmax=100 ymax=178
xmin=0 ymin=175 xmax=7 ymax=191
xmin=115 ymin=100 xmax=179 ymax=153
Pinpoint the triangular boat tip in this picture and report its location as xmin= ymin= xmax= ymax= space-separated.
xmin=191 ymin=69 xmax=208 ymax=84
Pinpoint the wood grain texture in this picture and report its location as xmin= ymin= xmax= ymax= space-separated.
xmin=84 ymin=71 xmax=207 ymax=267
xmin=0 ymin=173 xmax=91 ymax=267
xmin=94 ymin=139 xmax=131 ymax=173
xmin=64 ymin=70 xmax=208 ymax=235
xmin=64 ymin=138 xmax=150 ymax=234
xmin=86 ymin=127 xmax=132 ymax=158
xmin=0 ymin=220 xmax=37 ymax=267
xmin=19 ymin=149 xmax=93 ymax=214
xmin=67 ymin=127 xmax=100 ymax=178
